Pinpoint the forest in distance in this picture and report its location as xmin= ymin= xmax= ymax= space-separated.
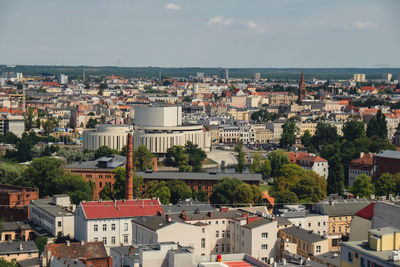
xmin=1 ymin=65 xmax=399 ymax=80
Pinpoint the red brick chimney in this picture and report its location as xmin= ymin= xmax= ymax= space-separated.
xmin=125 ymin=133 xmax=134 ymax=200
xmin=153 ymin=157 xmax=158 ymax=172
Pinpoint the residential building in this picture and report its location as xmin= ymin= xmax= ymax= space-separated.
xmin=349 ymin=203 xmax=375 ymax=241
xmin=0 ymin=241 xmax=39 ymax=265
xmin=277 ymin=210 xmax=329 ymax=237
xmin=0 ymin=184 xmax=39 ymax=220
xmin=132 ymin=209 xmax=278 ymax=262
xmin=44 ymin=241 xmax=111 ymax=267
xmin=348 ymin=153 xmax=374 ymax=186
xmin=29 ymin=195 xmax=75 ymax=237
xmin=74 ymin=198 xmax=163 ymax=248
xmin=287 ymin=152 xmax=329 ymax=178
xmin=279 ymin=226 xmax=329 ymax=258
xmin=341 ymin=227 xmax=400 ymax=267
xmin=374 ymin=150 xmax=400 ymax=179
xmin=0 ymin=221 xmax=35 ymax=242
xmin=313 ymin=198 xmax=370 ymax=251
xmin=353 ymin=74 xmax=366 ymax=82
xmin=0 ymin=114 xmax=24 ymax=137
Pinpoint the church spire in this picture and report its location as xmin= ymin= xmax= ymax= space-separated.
xmin=298 ymin=69 xmax=306 ymax=105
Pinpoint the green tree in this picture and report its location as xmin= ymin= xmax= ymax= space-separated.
xmin=0 ymin=258 xmax=17 ymax=267
xmin=367 ymin=110 xmax=388 ymax=140
xmin=235 ymin=142 xmax=245 ymax=173
xmin=251 ymin=184 xmax=262 ymax=204
xmin=111 ymin=167 xmax=126 ymax=199
xmin=41 ymin=117 xmax=59 ymax=136
xmin=94 ymin=146 xmax=115 ymax=159
xmin=99 ymin=183 xmax=113 ymax=200
xmin=192 ymin=188 xmax=208 ymax=202
xmin=280 ymin=120 xmax=299 ymax=149
xmin=327 ymin=155 xmax=345 ymax=195
xmin=249 ymin=153 xmax=271 ymax=178
xmin=300 ymin=130 xmax=312 ymax=148
xmin=210 ymin=177 xmax=243 ymax=205
xmin=35 ymin=236 xmax=48 ymax=256
xmin=166 ymin=146 xmax=191 ymax=172
xmin=233 ymin=183 xmax=254 ymax=205
xmin=133 ymin=145 xmax=154 ymax=171
xmin=16 ymin=133 xmax=34 ymax=162
xmin=86 ymin=118 xmax=98 ymax=129
xmin=185 ymin=141 xmax=207 ymax=172
xmin=343 ymin=121 xmax=365 ymax=141
xmin=167 ymin=180 xmax=192 ymax=204
xmin=25 ymin=107 xmax=35 ymax=131
xmin=273 ymin=191 xmax=299 ymax=205
xmin=0 ymin=132 xmax=19 ymax=144
xmin=251 ymin=109 xmax=278 ymax=123
xmin=350 ymin=174 xmax=374 ymax=198
xmin=153 ymin=186 xmax=171 ymax=204
xmin=374 ymin=173 xmax=397 ymax=197
xmin=0 ymin=162 xmax=27 ymax=185
xmin=311 ymin=122 xmax=339 ymax=150
xmin=268 ymin=149 xmax=289 ymax=177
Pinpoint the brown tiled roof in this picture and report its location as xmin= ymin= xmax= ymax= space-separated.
xmin=46 ymin=242 xmax=108 ymax=260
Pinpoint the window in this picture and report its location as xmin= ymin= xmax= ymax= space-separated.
xmin=316 ymin=245 xmax=321 ymax=253
xmin=216 ymin=221 xmax=219 ymax=225
xmin=111 ymin=237 xmax=116 ymax=244
xmin=299 ymin=223 xmax=302 ymax=227
xmin=242 ymin=230 xmax=244 ymax=236
xmin=124 ymin=223 xmax=128 ymax=231
xmin=242 ymin=241 xmax=244 ymax=247
xmin=112 ymin=224 xmax=115 ymax=231
xmin=202 ymin=228 xmax=205 ymax=233
xmin=94 ymin=238 xmax=98 ymax=242
xmin=99 ymin=182 xmax=102 ymax=187
xmin=339 ymin=226 xmax=342 ymax=233
xmin=58 ymin=221 xmax=61 ymax=227
xmin=323 ymin=222 xmax=326 ymax=226
xmin=332 ymin=226 xmax=336 ymax=233
xmin=262 ymin=232 xmax=268 ymax=238
xmin=261 ymin=244 xmax=268 ymax=250
xmin=216 ymin=231 xmax=219 ymax=238
xmin=226 ymin=244 xmax=230 ymax=252
xmin=124 ymin=235 xmax=128 ymax=244
xmin=103 ymin=224 xmax=107 ymax=231
xmin=222 ymin=230 xmax=225 ymax=237
xmin=215 ymin=244 xmax=219 ymax=252
xmin=222 ymin=244 xmax=225 ymax=252
xmin=103 ymin=237 xmax=107 ymax=245
xmin=308 ymin=222 xmax=311 ymax=227
xmin=355 ymin=253 xmax=359 ymax=259
xmin=201 ymin=238 xmax=205 ymax=249
xmin=227 ymin=230 xmax=230 ymax=238
xmin=361 ymin=257 xmax=365 ymax=267
xmin=261 ymin=257 xmax=268 ymax=263
xmin=318 ymin=222 xmax=321 ymax=227
xmin=348 ymin=252 xmax=353 ymax=262
xmin=94 ymin=225 xmax=98 ymax=231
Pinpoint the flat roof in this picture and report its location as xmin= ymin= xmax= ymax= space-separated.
xmin=136 ymin=171 xmax=262 ymax=182
xmin=342 ymin=241 xmax=400 ymax=266
xmin=375 ymin=150 xmax=400 ymax=160
xmin=280 ymin=226 xmax=327 ymax=243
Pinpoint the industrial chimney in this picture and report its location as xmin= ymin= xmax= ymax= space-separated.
xmin=125 ymin=133 xmax=134 ymax=200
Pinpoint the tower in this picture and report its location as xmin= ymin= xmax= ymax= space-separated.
xmin=298 ymin=70 xmax=306 ymax=105
xmin=125 ymin=133 xmax=134 ymax=200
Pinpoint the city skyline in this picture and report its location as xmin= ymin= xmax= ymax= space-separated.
xmin=1 ymin=0 xmax=399 ymax=68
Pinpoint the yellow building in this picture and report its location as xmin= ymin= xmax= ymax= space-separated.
xmin=255 ymin=128 xmax=274 ymax=144
xmin=341 ymin=227 xmax=400 ymax=267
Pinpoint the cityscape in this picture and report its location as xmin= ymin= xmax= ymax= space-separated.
xmin=1 ymin=1 xmax=400 ymax=267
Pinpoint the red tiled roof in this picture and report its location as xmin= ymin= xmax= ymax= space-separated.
xmin=81 ymin=199 xmax=163 ymax=219
xmin=46 ymin=242 xmax=108 ymax=259
xmin=225 ymin=262 xmax=252 ymax=267
xmin=355 ymin=202 xmax=375 ymax=220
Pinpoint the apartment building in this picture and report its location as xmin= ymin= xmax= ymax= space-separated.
xmin=74 ymin=199 xmax=163 ymax=248
xmin=341 ymin=227 xmax=400 ymax=267
xmin=29 ymin=195 xmax=75 ymax=238
xmin=348 ymin=153 xmax=374 ymax=186
xmin=132 ymin=209 xmax=277 ymax=263
xmin=287 ymin=152 xmax=329 ymax=178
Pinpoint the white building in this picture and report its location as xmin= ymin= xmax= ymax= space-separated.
xmin=296 ymin=154 xmax=329 ymax=179
xmin=132 ymin=209 xmax=277 ymax=263
xmin=0 ymin=114 xmax=24 ymax=137
xmin=74 ymin=199 xmax=162 ymax=249
xmin=59 ymin=74 xmax=68 ymax=85
xmin=29 ymin=195 xmax=75 ymax=237
xmin=82 ymin=124 xmax=133 ymax=150
xmin=133 ymin=106 xmax=211 ymax=154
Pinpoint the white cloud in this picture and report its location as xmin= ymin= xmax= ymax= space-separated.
xmin=246 ymin=21 xmax=256 ymax=29
xmin=343 ymin=20 xmax=378 ymax=30
xmin=165 ymin=3 xmax=181 ymax=10
xmin=207 ymin=16 xmax=233 ymax=26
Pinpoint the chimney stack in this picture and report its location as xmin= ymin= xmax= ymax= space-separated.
xmin=153 ymin=157 xmax=158 ymax=172
xmin=125 ymin=133 xmax=134 ymax=200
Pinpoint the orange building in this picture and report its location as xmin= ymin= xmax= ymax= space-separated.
xmin=0 ymin=184 xmax=39 ymax=220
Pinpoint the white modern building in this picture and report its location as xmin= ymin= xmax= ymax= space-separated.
xmin=133 ymin=106 xmax=211 ymax=154
xmin=132 ymin=209 xmax=277 ymax=263
xmin=74 ymin=199 xmax=162 ymax=249
xmin=29 ymin=195 xmax=75 ymax=237
xmin=82 ymin=124 xmax=133 ymax=150
xmin=0 ymin=114 xmax=24 ymax=137
xmin=59 ymin=74 xmax=68 ymax=85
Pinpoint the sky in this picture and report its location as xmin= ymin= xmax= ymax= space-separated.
xmin=0 ymin=0 xmax=399 ymax=68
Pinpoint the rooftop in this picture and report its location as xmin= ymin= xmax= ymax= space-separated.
xmin=0 ymin=241 xmax=38 ymax=255
xmin=375 ymin=150 xmax=400 ymax=160
xmin=135 ymin=171 xmax=262 ymax=182
xmin=280 ymin=226 xmax=327 ymax=243
xmin=46 ymin=241 xmax=108 ymax=260
xmin=30 ymin=198 xmax=74 ymax=217
xmin=342 ymin=241 xmax=400 ymax=266
xmin=317 ymin=199 xmax=370 ymax=216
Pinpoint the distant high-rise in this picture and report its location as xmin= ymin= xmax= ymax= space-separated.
xmin=254 ymin=73 xmax=261 ymax=82
xmin=196 ymin=72 xmax=205 ymax=78
xmin=219 ymin=68 xmax=229 ymax=81
xmin=59 ymin=74 xmax=68 ymax=85
xmin=383 ymin=73 xmax=392 ymax=82
xmin=298 ymin=70 xmax=306 ymax=105
xmin=354 ymin=73 xmax=366 ymax=82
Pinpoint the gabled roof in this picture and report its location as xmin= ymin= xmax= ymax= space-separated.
xmin=355 ymin=202 xmax=375 ymax=220
xmin=80 ymin=199 xmax=163 ymax=220
xmin=46 ymin=242 xmax=107 ymax=260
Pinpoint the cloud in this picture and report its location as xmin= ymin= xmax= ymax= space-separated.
xmin=165 ymin=3 xmax=181 ymax=10
xmin=342 ymin=20 xmax=379 ymax=30
xmin=245 ymin=21 xmax=256 ymax=29
xmin=207 ymin=16 xmax=233 ymax=26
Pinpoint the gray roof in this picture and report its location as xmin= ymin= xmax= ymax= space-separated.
xmin=0 ymin=241 xmax=38 ymax=255
xmin=242 ymin=218 xmax=274 ymax=229
xmin=0 ymin=221 xmax=33 ymax=232
xmin=30 ymin=198 xmax=74 ymax=217
xmin=342 ymin=241 xmax=400 ymax=266
xmin=280 ymin=226 xmax=327 ymax=243
xmin=375 ymin=150 xmax=400 ymax=160
xmin=314 ymin=252 xmax=341 ymax=267
xmin=369 ymin=227 xmax=399 ymax=237
xmin=136 ymin=171 xmax=262 ymax=182
xmin=133 ymin=216 xmax=179 ymax=231
xmin=317 ymin=199 xmax=370 ymax=216
xmin=162 ymin=200 xmax=214 ymax=214
xmin=65 ymin=155 xmax=125 ymax=170
xmin=276 ymin=217 xmax=293 ymax=226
